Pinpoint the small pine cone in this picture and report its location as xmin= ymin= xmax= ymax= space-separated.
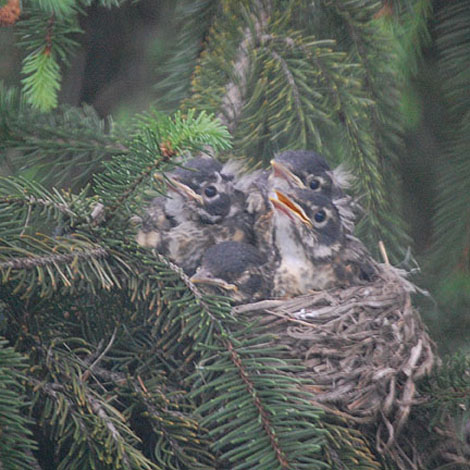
xmin=0 ymin=0 xmax=21 ymax=26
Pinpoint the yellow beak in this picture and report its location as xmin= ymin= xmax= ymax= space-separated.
xmin=270 ymin=160 xmax=306 ymax=189
xmin=154 ymin=173 xmax=204 ymax=204
xmin=269 ymin=190 xmax=312 ymax=228
xmin=190 ymin=268 xmax=238 ymax=292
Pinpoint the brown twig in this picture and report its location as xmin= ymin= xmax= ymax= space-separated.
xmin=0 ymin=246 xmax=107 ymax=271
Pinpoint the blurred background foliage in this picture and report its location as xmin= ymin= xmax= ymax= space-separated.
xmin=0 ymin=0 xmax=468 ymax=351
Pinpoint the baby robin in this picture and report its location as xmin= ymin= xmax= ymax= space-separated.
xmin=190 ymin=241 xmax=271 ymax=304
xmin=137 ymin=157 xmax=253 ymax=274
xmin=269 ymin=188 xmax=376 ymax=297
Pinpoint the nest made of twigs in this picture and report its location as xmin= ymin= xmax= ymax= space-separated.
xmin=233 ymin=263 xmax=437 ymax=450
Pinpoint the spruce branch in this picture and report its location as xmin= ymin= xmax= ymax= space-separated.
xmin=36 ymin=0 xmax=76 ymax=18
xmin=17 ymin=6 xmax=81 ymax=111
xmin=319 ymin=0 xmax=411 ymax=260
xmin=224 ymin=338 xmax=290 ymax=469
xmin=130 ymin=377 xmax=217 ymax=470
xmin=88 ymin=395 xmax=133 ymax=468
xmin=21 ymin=43 xmax=61 ymax=111
xmin=0 ymin=183 xmax=76 ymax=220
xmin=0 ymin=193 xmax=74 ymax=217
xmin=186 ymin=1 xmax=274 ymax=141
xmin=275 ymin=35 xmax=354 ymax=131
xmin=28 ymin=376 xmax=158 ymax=470
xmin=105 ymin=239 xmax=298 ymax=468
xmin=191 ymin=330 xmax=330 ymax=470
xmin=217 ymin=1 xmax=271 ymax=134
xmin=25 ymin=340 xmax=159 ymax=470
xmin=0 ymin=234 xmax=119 ymax=298
xmin=236 ymin=31 xmax=356 ymax=160
xmin=84 ymin=327 xmax=117 ymax=378
xmin=0 ymin=246 xmax=107 ymax=271
xmin=0 ymin=338 xmax=37 ymax=470
xmin=0 ymin=84 xmax=125 ymax=189
xmin=269 ymin=49 xmax=302 ymax=123
xmin=430 ymin=2 xmax=470 ymax=286
xmin=24 ymin=324 xmax=216 ymax=470
xmin=102 ymin=155 xmax=170 ymax=223
xmin=396 ymin=354 xmax=470 ymax=469
xmin=155 ymin=0 xmax=220 ymax=111
xmin=94 ymin=110 xmax=231 ymax=222
xmin=0 ymin=176 xmax=116 ymax=249
xmin=181 ymin=286 xmax=328 ymax=468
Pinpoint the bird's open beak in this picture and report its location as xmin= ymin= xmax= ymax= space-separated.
xmin=190 ymin=268 xmax=239 ymax=292
xmin=269 ymin=190 xmax=312 ymax=228
xmin=270 ymin=160 xmax=306 ymax=189
xmin=153 ymin=173 xmax=204 ymax=204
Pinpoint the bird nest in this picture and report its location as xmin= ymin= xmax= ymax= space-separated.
xmin=232 ymin=263 xmax=437 ymax=450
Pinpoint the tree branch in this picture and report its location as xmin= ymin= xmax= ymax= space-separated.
xmin=0 ymin=246 xmax=107 ymax=271
xmin=217 ymin=1 xmax=271 ymax=134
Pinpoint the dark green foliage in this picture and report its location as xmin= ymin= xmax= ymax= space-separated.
xmin=33 ymin=0 xmax=76 ymax=18
xmin=0 ymin=84 xmax=125 ymax=189
xmin=0 ymin=337 xmax=37 ymax=469
xmin=410 ymin=1 xmax=470 ymax=350
xmin=182 ymin=0 xmax=411 ymax=261
xmin=80 ymin=0 xmax=129 ymax=7
xmin=0 ymin=102 xmax=388 ymax=468
xmin=154 ymin=0 xmax=220 ymax=112
xmin=422 ymin=354 xmax=470 ymax=421
xmin=190 ymin=324 xmax=383 ymax=470
xmin=323 ymin=0 xmax=411 ymax=260
xmin=404 ymin=354 xmax=470 ymax=469
xmin=0 ymin=109 xmax=225 ymax=468
xmin=2 ymin=0 xmax=470 ymax=468
xmin=0 ymin=177 xmax=94 ymax=239
xmin=431 ymin=2 xmax=470 ymax=284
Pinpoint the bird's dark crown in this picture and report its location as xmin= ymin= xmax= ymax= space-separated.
xmin=192 ymin=241 xmax=269 ymax=303
xmin=275 ymin=150 xmax=331 ymax=175
xmin=274 ymin=150 xmax=343 ymax=198
xmin=171 ymin=157 xmax=223 ymax=189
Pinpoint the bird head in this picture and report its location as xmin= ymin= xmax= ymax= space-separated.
xmin=270 ymin=150 xmax=345 ymax=199
xmin=154 ymin=157 xmax=238 ymax=224
xmin=269 ymin=188 xmax=344 ymax=258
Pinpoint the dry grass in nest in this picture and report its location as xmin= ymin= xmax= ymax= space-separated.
xmin=233 ymin=262 xmax=438 ymax=455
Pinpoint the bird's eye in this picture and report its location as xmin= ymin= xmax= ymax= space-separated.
xmin=204 ymin=186 xmax=217 ymax=198
xmin=314 ymin=210 xmax=327 ymax=223
xmin=309 ymin=178 xmax=321 ymax=190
